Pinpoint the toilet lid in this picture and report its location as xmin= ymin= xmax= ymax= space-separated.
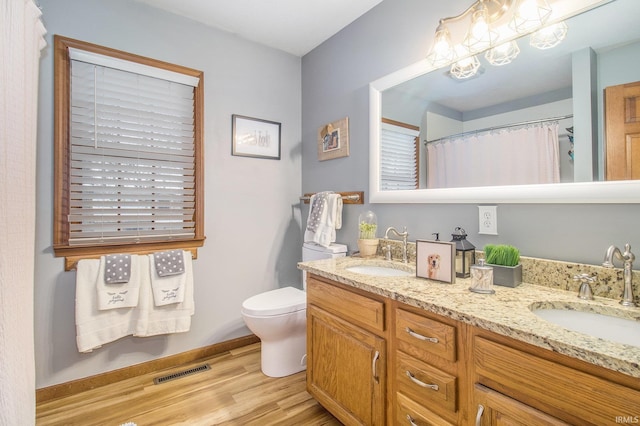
xmin=242 ymin=286 xmax=306 ymax=316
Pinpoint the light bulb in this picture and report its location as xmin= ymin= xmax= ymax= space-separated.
xmin=531 ymin=21 xmax=568 ymax=49
xmin=510 ymin=0 xmax=552 ymax=34
xmin=485 ymin=40 xmax=520 ymax=66
xmin=427 ymin=24 xmax=455 ymax=66
xmin=518 ymin=0 xmax=538 ymax=19
xmin=450 ymin=45 xmax=480 ymax=79
xmin=434 ymin=35 xmax=451 ymax=55
xmin=471 ymin=15 xmax=489 ymax=39
xmin=463 ymin=5 xmax=499 ymax=52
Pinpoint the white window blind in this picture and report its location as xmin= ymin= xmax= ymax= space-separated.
xmin=69 ymin=57 xmax=197 ymax=245
xmin=380 ymin=122 xmax=419 ymax=190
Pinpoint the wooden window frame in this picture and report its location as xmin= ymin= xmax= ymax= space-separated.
xmin=53 ymin=35 xmax=205 ymax=270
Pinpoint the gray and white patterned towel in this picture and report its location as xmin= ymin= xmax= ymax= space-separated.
xmin=306 ymin=191 xmax=330 ymax=233
xmin=153 ymin=250 xmax=185 ymax=277
xmin=104 ymin=254 xmax=131 ymax=284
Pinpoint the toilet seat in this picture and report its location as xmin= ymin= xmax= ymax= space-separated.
xmin=241 ymin=286 xmax=306 ymax=316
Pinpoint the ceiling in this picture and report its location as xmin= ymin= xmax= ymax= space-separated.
xmin=134 ymin=0 xmax=383 ymax=56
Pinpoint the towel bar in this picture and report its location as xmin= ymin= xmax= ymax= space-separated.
xmin=300 ymin=191 xmax=364 ymax=204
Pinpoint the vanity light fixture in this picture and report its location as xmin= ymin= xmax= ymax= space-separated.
xmin=485 ymin=40 xmax=520 ymax=65
xmin=427 ymin=0 xmax=563 ymax=72
xmin=427 ymin=0 xmax=512 ymax=67
xmin=530 ymin=21 xmax=568 ymax=49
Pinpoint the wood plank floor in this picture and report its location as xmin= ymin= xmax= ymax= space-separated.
xmin=36 ymin=343 xmax=342 ymax=426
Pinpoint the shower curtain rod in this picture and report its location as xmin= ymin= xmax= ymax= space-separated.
xmin=424 ymin=114 xmax=574 ymax=145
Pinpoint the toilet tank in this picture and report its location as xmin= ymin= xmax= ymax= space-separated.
xmin=302 ymin=242 xmax=347 ymax=289
xmin=302 ymin=242 xmax=347 ymax=261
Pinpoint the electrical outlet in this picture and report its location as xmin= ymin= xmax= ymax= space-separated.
xmin=478 ymin=206 xmax=498 ymax=235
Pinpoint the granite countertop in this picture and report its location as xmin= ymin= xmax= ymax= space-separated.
xmin=298 ymin=256 xmax=640 ymax=379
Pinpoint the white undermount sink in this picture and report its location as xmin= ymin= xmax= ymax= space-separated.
xmin=532 ymin=308 xmax=640 ymax=347
xmin=345 ymin=265 xmax=413 ymax=277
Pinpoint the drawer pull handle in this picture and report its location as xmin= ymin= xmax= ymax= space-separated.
xmin=372 ymin=351 xmax=380 ymax=382
xmin=406 ymin=327 xmax=439 ymax=343
xmin=406 ymin=370 xmax=439 ymax=391
xmin=406 ymin=414 xmax=418 ymax=426
xmin=475 ymin=404 xmax=485 ymax=426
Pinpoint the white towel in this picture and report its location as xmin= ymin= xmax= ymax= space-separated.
xmin=149 ymin=251 xmax=187 ymax=306
xmin=304 ymin=192 xmax=343 ymax=247
xmin=75 ymin=259 xmax=137 ymax=353
xmin=135 ymin=251 xmax=195 ymax=337
xmin=96 ymin=255 xmax=141 ymax=310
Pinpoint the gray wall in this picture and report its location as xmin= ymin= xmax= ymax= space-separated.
xmin=301 ymin=0 xmax=640 ymax=265
xmin=35 ymin=0 xmax=301 ymax=387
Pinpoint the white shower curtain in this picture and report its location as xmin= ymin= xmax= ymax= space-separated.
xmin=1 ymin=0 xmax=46 ymax=424
xmin=427 ymin=122 xmax=560 ymax=188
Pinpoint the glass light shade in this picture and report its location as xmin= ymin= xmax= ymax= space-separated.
xmin=485 ymin=40 xmax=520 ymax=65
xmin=510 ymin=0 xmax=552 ymax=34
xmin=463 ymin=6 xmax=500 ymax=52
xmin=450 ymin=51 xmax=480 ymax=80
xmin=427 ymin=24 xmax=455 ymax=67
xmin=530 ymin=21 xmax=568 ymax=49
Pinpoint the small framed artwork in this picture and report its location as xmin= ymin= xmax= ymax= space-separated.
xmin=232 ymin=114 xmax=281 ymax=160
xmin=416 ymin=240 xmax=456 ymax=283
xmin=317 ymin=116 xmax=349 ymax=161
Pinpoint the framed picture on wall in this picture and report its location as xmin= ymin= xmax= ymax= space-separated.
xmin=317 ymin=116 xmax=349 ymax=161
xmin=232 ymin=114 xmax=281 ymax=160
xmin=416 ymin=240 xmax=456 ymax=283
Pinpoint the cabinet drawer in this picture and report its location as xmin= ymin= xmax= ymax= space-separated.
xmin=307 ymin=277 xmax=385 ymax=333
xmin=474 ymin=336 xmax=640 ymax=425
xmin=474 ymin=384 xmax=570 ymax=426
xmin=396 ymin=392 xmax=455 ymax=426
xmin=396 ymin=351 xmax=457 ymax=413
xmin=395 ymin=308 xmax=456 ymax=362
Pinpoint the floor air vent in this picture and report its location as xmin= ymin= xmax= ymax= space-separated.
xmin=153 ymin=363 xmax=211 ymax=385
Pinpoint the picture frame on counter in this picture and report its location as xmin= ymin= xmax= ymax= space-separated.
xmin=416 ymin=240 xmax=456 ymax=283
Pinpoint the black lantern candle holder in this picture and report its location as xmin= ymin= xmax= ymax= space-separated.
xmin=451 ymin=227 xmax=475 ymax=278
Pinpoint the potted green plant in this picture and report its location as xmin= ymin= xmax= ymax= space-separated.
xmin=483 ymin=244 xmax=522 ymax=287
xmin=357 ymin=211 xmax=379 ymax=257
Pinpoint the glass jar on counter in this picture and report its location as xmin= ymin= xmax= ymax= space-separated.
xmin=469 ymin=259 xmax=495 ymax=294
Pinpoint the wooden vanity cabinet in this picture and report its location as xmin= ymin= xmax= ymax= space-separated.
xmin=471 ymin=328 xmax=640 ymax=426
xmin=306 ymin=274 xmax=387 ymax=426
xmin=305 ymin=273 xmax=640 ymax=426
xmin=391 ymin=303 xmax=468 ymax=426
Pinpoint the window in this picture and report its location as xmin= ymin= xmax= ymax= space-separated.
xmin=53 ymin=36 xmax=205 ymax=268
xmin=380 ymin=118 xmax=420 ymax=190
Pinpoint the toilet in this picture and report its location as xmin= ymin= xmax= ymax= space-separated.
xmin=241 ymin=242 xmax=347 ymax=377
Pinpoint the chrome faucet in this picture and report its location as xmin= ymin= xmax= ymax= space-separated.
xmin=602 ymin=244 xmax=637 ymax=307
xmin=385 ymin=226 xmax=409 ymax=263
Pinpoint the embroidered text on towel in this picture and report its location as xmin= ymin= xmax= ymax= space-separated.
xmin=153 ymin=250 xmax=185 ymax=277
xmin=97 ymin=255 xmax=141 ymax=311
xmin=104 ymin=254 xmax=131 ymax=283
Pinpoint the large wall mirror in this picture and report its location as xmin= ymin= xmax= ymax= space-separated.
xmin=369 ymin=0 xmax=640 ymax=203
